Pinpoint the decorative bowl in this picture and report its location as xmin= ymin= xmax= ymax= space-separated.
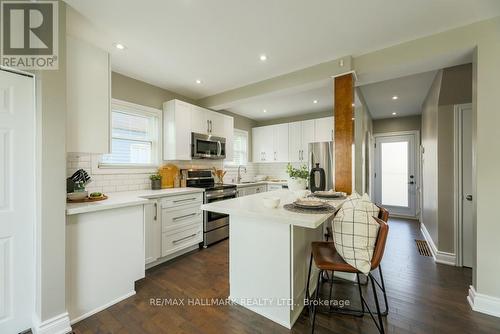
xmin=67 ymin=191 xmax=88 ymax=201
xmin=262 ymin=197 xmax=280 ymax=209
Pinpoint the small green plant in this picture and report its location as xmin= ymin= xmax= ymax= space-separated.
xmin=286 ymin=163 xmax=309 ymax=180
xmin=149 ymin=174 xmax=161 ymax=181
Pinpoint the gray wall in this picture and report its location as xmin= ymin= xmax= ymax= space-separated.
xmin=421 ymin=71 xmax=442 ymax=248
xmin=421 ymin=63 xmax=472 ymax=254
xmin=373 ymin=115 xmax=421 ymax=134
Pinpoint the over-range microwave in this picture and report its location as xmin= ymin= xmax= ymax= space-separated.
xmin=191 ymin=132 xmax=226 ymax=160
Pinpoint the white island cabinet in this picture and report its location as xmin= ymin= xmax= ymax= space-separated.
xmin=201 ymin=190 xmax=345 ymax=329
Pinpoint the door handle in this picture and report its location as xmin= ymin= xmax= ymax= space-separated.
xmin=465 ymin=194 xmax=473 ymax=201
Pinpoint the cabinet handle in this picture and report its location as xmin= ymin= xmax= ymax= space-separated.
xmin=173 ymin=197 xmax=197 ymax=204
xmin=173 ymin=212 xmax=199 ymax=221
xmin=154 ymin=202 xmax=157 ymax=221
xmin=210 ymin=120 xmax=213 ymax=133
xmin=274 ymin=152 xmax=277 ymax=161
xmin=207 ymin=120 xmax=210 ymax=133
xmin=172 ymin=233 xmax=197 ymax=244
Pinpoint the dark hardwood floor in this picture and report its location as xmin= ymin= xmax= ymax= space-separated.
xmin=72 ymin=218 xmax=500 ymax=333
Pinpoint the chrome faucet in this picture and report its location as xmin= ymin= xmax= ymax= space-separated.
xmin=237 ymin=165 xmax=247 ymax=184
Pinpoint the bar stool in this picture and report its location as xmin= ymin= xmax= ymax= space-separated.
xmin=306 ymin=216 xmax=389 ymax=334
xmin=323 ymin=206 xmax=389 ymax=315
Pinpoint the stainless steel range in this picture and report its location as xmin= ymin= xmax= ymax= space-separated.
xmin=183 ymin=169 xmax=237 ymax=247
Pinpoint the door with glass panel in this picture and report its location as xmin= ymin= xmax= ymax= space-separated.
xmin=374 ymin=134 xmax=417 ymax=217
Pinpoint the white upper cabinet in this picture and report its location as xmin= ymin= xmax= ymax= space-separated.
xmin=190 ymin=105 xmax=209 ymax=135
xmin=314 ymin=116 xmax=334 ymax=142
xmin=208 ymin=112 xmax=225 ymax=137
xmin=164 ymin=99 xmax=233 ymax=161
xmin=273 ymin=123 xmax=289 ymax=162
xmin=163 ymin=100 xmax=192 ymax=160
xmin=190 ymin=106 xmax=225 ymax=137
xmin=66 ymin=35 xmax=110 ymax=154
xmin=288 ymin=120 xmax=315 ymax=163
xmin=252 ymin=124 xmax=288 ymax=163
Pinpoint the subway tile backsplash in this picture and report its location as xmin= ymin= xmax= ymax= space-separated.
xmin=67 ymin=153 xmax=298 ymax=193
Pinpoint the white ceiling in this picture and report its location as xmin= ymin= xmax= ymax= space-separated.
xmin=65 ymin=0 xmax=500 ymax=100
xmin=359 ymin=71 xmax=438 ymax=119
xmin=227 ymin=82 xmax=333 ymax=120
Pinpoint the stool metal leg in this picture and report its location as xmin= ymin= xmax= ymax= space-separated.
xmin=328 ymin=271 xmax=334 ymax=312
xmin=356 ymin=273 xmax=365 ymax=314
xmin=305 ymin=253 xmax=313 ymax=315
xmin=378 ymin=265 xmax=389 ymax=316
xmin=310 ymin=269 xmax=323 ymax=333
xmin=369 ymin=273 xmax=385 ymax=334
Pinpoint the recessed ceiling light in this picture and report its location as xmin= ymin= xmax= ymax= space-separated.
xmin=392 ymin=112 xmax=397 ymax=115
xmin=114 ymin=43 xmax=126 ymax=50
xmin=195 ymin=79 xmax=202 ymax=84
xmin=392 ymin=95 xmax=398 ymax=100
xmin=313 ymin=100 xmax=318 ymax=104
xmin=259 ymin=54 xmax=267 ymax=61
xmin=263 ymin=109 xmax=267 ymax=113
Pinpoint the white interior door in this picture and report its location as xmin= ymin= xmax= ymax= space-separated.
xmin=374 ymin=133 xmax=417 ymax=217
xmin=461 ymin=105 xmax=474 ymax=268
xmin=0 ymin=70 xmax=35 ymax=333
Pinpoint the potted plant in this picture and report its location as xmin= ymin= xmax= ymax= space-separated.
xmin=286 ymin=163 xmax=309 ymax=191
xmin=150 ymin=174 xmax=162 ymax=190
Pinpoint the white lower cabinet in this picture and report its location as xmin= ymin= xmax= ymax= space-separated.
xmin=162 ymin=223 xmax=203 ymax=257
xmin=237 ymin=184 xmax=268 ymax=197
xmin=145 ymin=192 xmax=203 ymax=266
xmin=145 ymin=201 xmax=161 ymax=265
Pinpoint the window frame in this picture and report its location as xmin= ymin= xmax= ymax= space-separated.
xmin=225 ymin=128 xmax=249 ymax=166
xmin=92 ymin=99 xmax=162 ymax=174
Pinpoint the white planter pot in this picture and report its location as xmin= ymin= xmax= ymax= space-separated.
xmin=288 ymin=178 xmax=307 ymax=191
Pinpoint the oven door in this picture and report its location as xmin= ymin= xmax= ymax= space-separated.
xmin=192 ymin=133 xmax=226 ymax=159
xmin=204 ymin=190 xmax=236 ymax=231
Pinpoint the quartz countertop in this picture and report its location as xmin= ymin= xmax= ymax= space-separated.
xmin=66 ymin=187 xmax=204 ymax=215
xmin=201 ymin=189 xmax=346 ymax=229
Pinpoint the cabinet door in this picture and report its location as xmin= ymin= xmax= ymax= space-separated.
xmin=224 ymin=116 xmax=234 ymax=162
xmin=145 ymin=201 xmax=161 ymax=265
xmin=273 ymin=123 xmax=289 ymax=162
xmin=314 ymin=117 xmax=334 ymax=142
xmin=261 ymin=126 xmax=274 ymax=162
xmin=252 ymin=127 xmax=265 ymax=162
xmin=300 ymin=120 xmax=315 ymax=162
xmin=208 ymin=112 xmax=225 ymax=137
xmin=191 ymin=105 xmax=209 ymax=134
xmin=67 ymin=36 xmax=110 ymax=154
xmin=288 ymin=122 xmax=302 ymax=162
xmin=163 ymin=100 xmax=192 ymax=160
xmin=245 ymin=187 xmax=257 ymax=195
xmin=255 ymin=185 xmax=266 ymax=193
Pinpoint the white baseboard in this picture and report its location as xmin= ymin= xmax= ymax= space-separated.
xmin=70 ymin=290 xmax=136 ymax=325
xmin=32 ymin=312 xmax=72 ymax=334
xmin=420 ymin=223 xmax=456 ymax=266
xmin=468 ymin=286 xmax=500 ymax=318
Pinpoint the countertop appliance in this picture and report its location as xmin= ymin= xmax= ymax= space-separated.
xmin=191 ymin=132 xmax=226 ymax=160
xmin=308 ymin=141 xmax=334 ymax=191
xmin=184 ymin=169 xmax=236 ymax=247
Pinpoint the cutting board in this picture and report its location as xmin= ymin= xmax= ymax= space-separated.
xmin=159 ymin=164 xmax=179 ymax=188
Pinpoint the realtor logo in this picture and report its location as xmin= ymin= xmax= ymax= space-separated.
xmin=1 ymin=0 xmax=58 ymax=70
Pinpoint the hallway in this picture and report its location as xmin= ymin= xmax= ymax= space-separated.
xmin=72 ymin=218 xmax=500 ymax=333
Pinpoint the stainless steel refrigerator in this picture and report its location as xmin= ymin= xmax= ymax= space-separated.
xmin=308 ymin=141 xmax=334 ymax=191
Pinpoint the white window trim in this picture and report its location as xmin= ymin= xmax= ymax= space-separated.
xmin=225 ymin=128 xmax=248 ymax=166
xmin=92 ymin=99 xmax=162 ymax=174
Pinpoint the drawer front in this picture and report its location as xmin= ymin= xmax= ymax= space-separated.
xmin=162 ymin=223 xmax=202 ymax=256
xmin=268 ymin=184 xmax=283 ymax=191
xmin=255 ymin=186 xmax=266 ymax=193
xmin=162 ymin=205 xmax=202 ymax=232
xmin=160 ymin=192 xmax=203 ymax=209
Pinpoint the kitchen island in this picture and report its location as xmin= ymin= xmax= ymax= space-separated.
xmin=201 ymin=189 xmax=346 ymax=329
